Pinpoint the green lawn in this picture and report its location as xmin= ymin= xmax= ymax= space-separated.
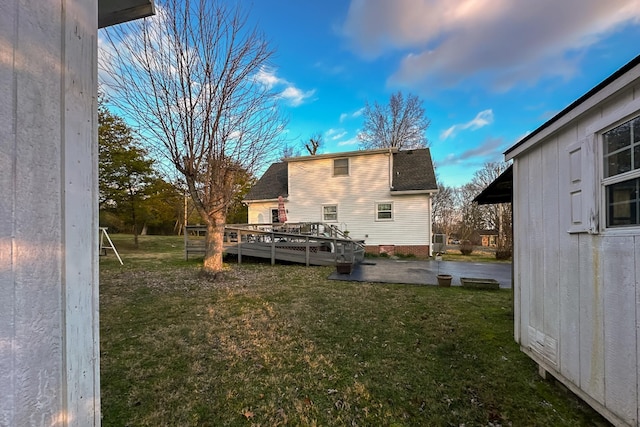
xmin=100 ymin=234 xmax=607 ymax=426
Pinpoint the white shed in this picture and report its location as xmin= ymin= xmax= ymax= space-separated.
xmin=500 ymin=54 xmax=640 ymax=426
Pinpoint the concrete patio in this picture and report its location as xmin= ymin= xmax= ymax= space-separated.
xmin=328 ymin=257 xmax=512 ymax=288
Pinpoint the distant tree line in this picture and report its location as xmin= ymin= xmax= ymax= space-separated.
xmin=98 ymin=99 xmax=252 ymax=246
xmin=432 ymin=161 xmax=513 ymax=259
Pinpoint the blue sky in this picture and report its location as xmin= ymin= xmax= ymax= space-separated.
xmin=243 ymin=0 xmax=640 ymax=187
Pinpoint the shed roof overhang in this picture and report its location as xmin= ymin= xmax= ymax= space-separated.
xmin=473 ymin=165 xmax=512 ymax=205
xmin=99 ymin=0 xmax=155 ymax=28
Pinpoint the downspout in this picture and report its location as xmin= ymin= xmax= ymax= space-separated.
xmin=388 ymin=148 xmax=393 ymax=190
xmin=428 ymin=195 xmax=433 ymax=257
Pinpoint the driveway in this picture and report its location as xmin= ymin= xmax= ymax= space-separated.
xmin=328 ymin=258 xmax=512 ymax=288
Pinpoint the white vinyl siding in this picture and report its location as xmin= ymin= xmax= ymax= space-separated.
xmin=247 ymin=201 xmax=278 ymax=224
xmin=285 ymin=153 xmax=431 ymax=246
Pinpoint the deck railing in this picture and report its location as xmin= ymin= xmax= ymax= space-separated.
xmin=185 ymin=223 xmax=365 ymax=266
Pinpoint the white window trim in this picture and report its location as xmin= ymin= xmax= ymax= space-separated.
xmin=587 ymin=97 xmax=640 ymax=233
xmin=375 ymin=201 xmax=394 ymax=221
xmin=333 ymin=158 xmax=349 ymax=177
xmin=322 ymin=204 xmax=338 ymax=222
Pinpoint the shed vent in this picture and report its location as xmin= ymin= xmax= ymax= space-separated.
xmin=528 ymin=326 xmax=558 ymax=366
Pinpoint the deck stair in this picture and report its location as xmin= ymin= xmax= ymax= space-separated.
xmin=185 ymin=222 xmax=365 ymax=266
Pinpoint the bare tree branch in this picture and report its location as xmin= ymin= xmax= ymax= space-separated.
xmin=358 ymin=91 xmax=430 ymax=150
xmin=99 ymin=0 xmax=286 ymax=273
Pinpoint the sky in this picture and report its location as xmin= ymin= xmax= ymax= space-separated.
xmin=241 ymin=0 xmax=640 ymax=187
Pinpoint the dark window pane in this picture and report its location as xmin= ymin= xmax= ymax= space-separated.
xmin=605 ymin=148 xmax=631 ymax=177
xmin=334 ymin=158 xmax=349 ymax=176
xmin=607 ymin=178 xmax=640 ymax=227
xmin=604 ymin=121 xmax=631 ymax=154
xmin=635 ymin=145 xmax=640 ymax=171
xmin=634 ymin=117 xmax=640 ymax=143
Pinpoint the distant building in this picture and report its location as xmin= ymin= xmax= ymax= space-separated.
xmin=245 ymin=148 xmax=438 ymax=257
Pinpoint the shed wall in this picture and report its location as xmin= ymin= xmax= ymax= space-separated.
xmin=0 ymin=1 xmax=100 ymax=425
xmin=511 ymin=76 xmax=640 ymax=426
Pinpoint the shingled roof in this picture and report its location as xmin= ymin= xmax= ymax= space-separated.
xmin=391 ymin=149 xmax=438 ymax=192
xmin=244 ymin=148 xmax=438 ymax=201
xmin=244 ymin=161 xmax=288 ymax=201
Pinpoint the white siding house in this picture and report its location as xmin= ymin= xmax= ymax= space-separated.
xmin=498 ymin=54 xmax=640 ymax=427
xmin=244 ymin=148 xmax=438 ymax=257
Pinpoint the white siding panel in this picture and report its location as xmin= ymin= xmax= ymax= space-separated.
xmin=528 ymin=149 xmax=545 ymax=350
xmin=557 ymin=129 xmax=581 ymax=384
xmin=602 ymin=236 xmax=637 ymax=424
xmin=541 ymin=139 xmax=560 ymax=366
xmin=515 ymin=158 xmax=530 ymax=347
xmin=248 ymin=201 xmax=277 ymax=224
xmin=578 ymin=235 xmax=605 ymax=403
xmin=636 ymin=235 xmax=640 ymax=426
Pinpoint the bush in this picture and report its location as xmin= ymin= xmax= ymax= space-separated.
xmin=495 ymin=250 xmax=512 ymax=260
xmin=459 ymin=240 xmax=474 ymax=255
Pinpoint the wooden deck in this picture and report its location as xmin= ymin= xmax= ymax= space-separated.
xmin=185 ymin=223 xmax=365 ymax=266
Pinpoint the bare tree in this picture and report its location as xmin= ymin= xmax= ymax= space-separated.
xmin=431 ymin=180 xmax=458 ymax=238
xmin=100 ymin=0 xmax=285 ymax=275
xmin=462 ymin=161 xmax=512 ymax=256
xmin=280 ymin=143 xmax=299 ymax=160
xmin=358 ymin=91 xmax=430 ymax=150
xmin=457 ymin=182 xmax=486 ymax=242
xmin=470 ymin=162 xmax=512 ymax=257
xmin=304 ymin=133 xmax=322 ymax=155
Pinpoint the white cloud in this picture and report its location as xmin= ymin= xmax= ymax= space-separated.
xmin=326 ymin=128 xmax=348 ymax=140
xmin=254 ymin=67 xmax=286 ymax=90
xmin=441 ymin=109 xmax=494 ymax=140
xmin=255 ymin=66 xmax=315 ymax=107
xmin=339 ymin=108 xmax=365 ymax=123
xmin=436 ymin=137 xmax=506 ymax=167
xmin=337 ymin=136 xmax=360 ymax=147
xmin=341 ymin=0 xmax=640 ymax=90
xmin=279 ymin=86 xmax=316 ymax=107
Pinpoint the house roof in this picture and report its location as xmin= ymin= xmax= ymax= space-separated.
xmin=244 ymin=148 xmax=438 ymax=202
xmin=244 ymin=162 xmax=288 ymax=201
xmin=391 ymin=149 xmax=438 ymax=192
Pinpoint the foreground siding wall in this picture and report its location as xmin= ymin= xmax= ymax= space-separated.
xmin=0 ymin=1 xmax=100 ymax=425
xmin=510 ymin=75 xmax=640 ymax=426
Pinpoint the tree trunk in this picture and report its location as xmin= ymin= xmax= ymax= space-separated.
xmin=203 ymin=210 xmax=226 ymax=274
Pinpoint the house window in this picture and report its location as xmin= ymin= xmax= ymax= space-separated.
xmin=323 ymin=205 xmax=338 ymax=221
xmin=333 ymin=158 xmax=349 ymax=176
xmin=271 ymin=208 xmax=280 ymax=223
xmin=376 ymin=202 xmax=393 ymax=221
xmin=603 ymin=115 xmax=640 ymax=227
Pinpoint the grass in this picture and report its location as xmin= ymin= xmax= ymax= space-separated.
xmin=100 ymin=234 xmax=607 ymax=426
